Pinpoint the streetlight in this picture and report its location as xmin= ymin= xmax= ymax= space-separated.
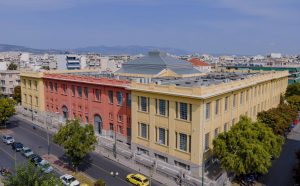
xmin=113 ymin=127 xmax=117 ymax=159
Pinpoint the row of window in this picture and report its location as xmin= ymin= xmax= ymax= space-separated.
xmin=138 ymin=96 xmax=192 ymax=121
xmin=138 ymin=122 xmax=192 ymax=153
xmin=23 ymin=94 xmax=39 ymax=106
xmin=45 ymin=82 xmax=131 ymax=107
xmin=22 ymin=79 xmax=38 ymax=90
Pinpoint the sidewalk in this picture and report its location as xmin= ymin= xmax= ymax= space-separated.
xmin=43 ymin=154 xmax=95 ymax=186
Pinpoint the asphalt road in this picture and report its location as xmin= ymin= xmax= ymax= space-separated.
xmin=262 ymin=123 xmax=300 ymax=186
xmin=1 ymin=116 xmax=161 ymax=186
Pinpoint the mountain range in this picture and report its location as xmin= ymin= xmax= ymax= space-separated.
xmin=0 ymin=44 xmax=190 ymax=55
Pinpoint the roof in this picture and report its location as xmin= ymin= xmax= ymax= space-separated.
xmin=115 ymin=51 xmax=200 ymax=76
xmin=188 ymin=58 xmax=210 ymax=67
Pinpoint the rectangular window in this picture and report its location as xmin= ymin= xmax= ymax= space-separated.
xmin=205 ymin=133 xmax=210 ymax=151
xmin=35 ymin=97 xmax=38 ymax=106
xmin=77 ymin=86 xmax=82 ymax=97
xmin=29 ymin=80 xmax=32 ymax=88
xmin=34 ymin=81 xmax=38 ymax=90
xmin=84 ymin=87 xmax=88 ymax=98
xmin=155 ymin=153 xmax=168 ymax=162
xmin=85 ymin=116 xmax=89 ymax=124
xmin=95 ymin=89 xmax=101 ymax=101
xmin=224 ymin=123 xmax=227 ymax=132
xmin=240 ymin=92 xmax=243 ymax=105
xmin=54 ymin=83 xmax=58 ymax=92
xmin=117 ymin=91 xmax=123 ymax=105
xmin=139 ymin=123 xmax=148 ymax=139
xmin=118 ymin=115 xmax=123 ymax=122
xmin=62 ymin=84 xmax=67 ymax=94
xmin=118 ymin=126 xmax=122 ymax=134
xmin=179 ymin=133 xmax=187 ymax=151
xmin=140 ymin=96 xmax=148 ymax=112
xmin=224 ymin=97 xmax=228 ymax=111
xmin=232 ymin=118 xmax=235 ymax=126
xmin=158 ymin=128 xmax=166 ymax=145
xmin=206 ymin=102 xmax=211 ymax=119
xmin=246 ymin=90 xmax=249 ymax=101
xmin=71 ymin=85 xmax=75 ymax=96
xmin=108 ymin=90 xmax=113 ymax=104
xmin=214 ymin=128 xmax=219 ymax=138
xmin=49 ymin=82 xmax=53 ymax=91
xmin=233 ymin=94 xmax=237 ymax=107
xmin=215 ymin=99 xmax=219 ymax=115
xmin=180 ymin=102 xmax=188 ymax=120
xmin=174 ymin=161 xmax=190 ymax=171
xmin=126 ymin=93 xmax=131 ymax=107
xmin=158 ymin=99 xmax=166 ymax=116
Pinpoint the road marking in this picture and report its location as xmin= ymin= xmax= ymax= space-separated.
xmin=0 ymin=147 xmax=15 ymax=160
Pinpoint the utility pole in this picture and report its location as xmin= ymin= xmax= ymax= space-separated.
xmin=44 ymin=114 xmax=50 ymax=155
xmin=113 ymin=126 xmax=117 ymax=158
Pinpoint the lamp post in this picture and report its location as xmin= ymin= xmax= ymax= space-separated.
xmin=113 ymin=126 xmax=117 ymax=158
xmin=30 ymin=96 xmax=34 ymax=121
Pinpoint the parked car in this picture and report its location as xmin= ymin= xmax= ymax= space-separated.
xmin=21 ymin=147 xmax=34 ymax=158
xmin=30 ymin=154 xmax=43 ymax=165
xmin=37 ymin=160 xmax=53 ymax=173
xmin=2 ymin=135 xmax=15 ymax=145
xmin=11 ymin=142 xmax=23 ymax=151
xmin=60 ymin=174 xmax=80 ymax=186
xmin=126 ymin=173 xmax=149 ymax=186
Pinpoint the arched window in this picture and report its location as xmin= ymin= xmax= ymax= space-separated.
xmin=62 ymin=106 xmax=68 ymax=120
xmin=94 ymin=114 xmax=103 ymax=135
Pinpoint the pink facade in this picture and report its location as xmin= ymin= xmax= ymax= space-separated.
xmin=43 ymin=73 xmax=131 ymax=142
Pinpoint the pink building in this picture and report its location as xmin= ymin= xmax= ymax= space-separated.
xmin=43 ymin=73 xmax=131 ymax=143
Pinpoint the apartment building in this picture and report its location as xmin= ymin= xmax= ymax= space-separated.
xmin=130 ymin=71 xmax=288 ymax=177
xmin=43 ymin=73 xmax=132 ymax=142
xmin=0 ymin=70 xmax=20 ymax=97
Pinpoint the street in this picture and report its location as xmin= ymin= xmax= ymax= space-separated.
xmin=0 ymin=116 xmax=161 ymax=186
xmin=262 ymin=123 xmax=300 ymax=186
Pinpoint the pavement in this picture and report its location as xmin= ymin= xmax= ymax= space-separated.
xmin=261 ymin=123 xmax=300 ymax=186
xmin=0 ymin=115 xmax=162 ymax=186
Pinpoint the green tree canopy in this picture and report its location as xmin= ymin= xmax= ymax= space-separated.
xmin=53 ymin=119 xmax=97 ymax=170
xmin=257 ymin=104 xmax=297 ymax=135
xmin=286 ymin=83 xmax=300 ymax=98
xmin=213 ymin=116 xmax=283 ymax=176
xmin=13 ymin=86 xmax=21 ymax=103
xmin=0 ymin=98 xmax=16 ymax=124
xmin=94 ymin=179 xmax=106 ymax=186
xmin=3 ymin=162 xmax=62 ymax=186
xmin=7 ymin=63 xmax=18 ymax=70
xmin=287 ymin=95 xmax=300 ymax=111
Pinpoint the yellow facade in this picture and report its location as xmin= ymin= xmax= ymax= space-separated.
xmin=20 ymin=71 xmax=45 ymax=113
xmin=130 ymin=71 xmax=289 ymax=176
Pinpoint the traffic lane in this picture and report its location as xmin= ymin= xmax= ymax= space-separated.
xmin=9 ymin=117 xmax=137 ymax=185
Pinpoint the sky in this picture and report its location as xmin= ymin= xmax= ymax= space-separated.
xmin=0 ymin=0 xmax=299 ymax=55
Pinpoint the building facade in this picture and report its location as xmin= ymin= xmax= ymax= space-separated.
xmin=43 ymin=73 xmax=132 ymax=142
xmin=20 ymin=71 xmax=45 ymax=113
xmin=0 ymin=70 xmax=20 ymax=97
xmin=130 ymin=71 xmax=288 ymax=177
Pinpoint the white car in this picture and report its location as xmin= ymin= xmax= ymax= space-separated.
xmin=60 ymin=174 xmax=80 ymax=186
xmin=38 ymin=160 xmax=53 ymax=173
xmin=21 ymin=147 xmax=34 ymax=158
xmin=2 ymin=135 xmax=15 ymax=145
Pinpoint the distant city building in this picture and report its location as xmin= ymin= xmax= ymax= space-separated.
xmin=0 ymin=70 xmax=20 ymax=97
xmin=187 ymin=58 xmax=211 ymax=72
xmin=66 ymin=55 xmax=82 ymax=70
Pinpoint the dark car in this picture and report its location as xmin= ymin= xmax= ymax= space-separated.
xmin=11 ymin=142 xmax=23 ymax=151
xmin=30 ymin=154 xmax=42 ymax=165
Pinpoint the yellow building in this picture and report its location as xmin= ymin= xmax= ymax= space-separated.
xmin=130 ymin=70 xmax=289 ymax=177
xmin=21 ymin=71 xmax=45 ymax=113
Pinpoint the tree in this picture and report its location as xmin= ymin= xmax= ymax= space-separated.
xmin=94 ymin=179 xmax=106 ymax=186
xmin=7 ymin=63 xmax=18 ymax=70
xmin=286 ymin=83 xmax=300 ymax=98
xmin=213 ymin=116 xmax=283 ymax=176
xmin=3 ymin=162 xmax=62 ymax=186
xmin=13 ymin=86 xmax=21 ymax=104
xmin=53 ymin=119 xmax=97 ymax=170
xmin=287 ymin=95 xmax=300 ymax=111
xmin=0 ymin=98 xmax=16 ymax=125
xmin=257 ymin=104 xmax=297 ymax=135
